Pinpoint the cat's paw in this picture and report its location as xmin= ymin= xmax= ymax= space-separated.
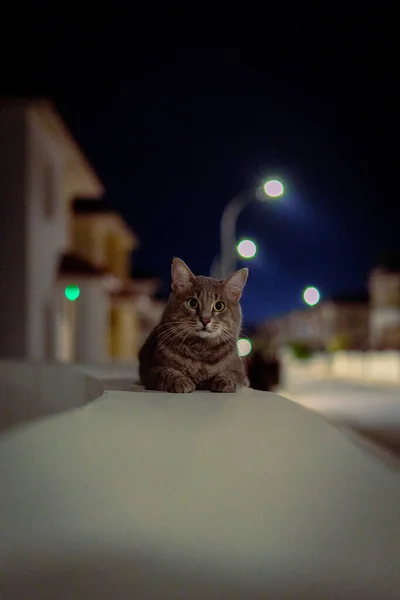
xmin=211 ymin=376 xmax=237 ymax=393
xmin=167 ymin=376 xmax=195 ymax=394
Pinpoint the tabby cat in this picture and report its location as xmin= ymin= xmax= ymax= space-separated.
xmin=139 ymin=257 xmax=249 ymax=393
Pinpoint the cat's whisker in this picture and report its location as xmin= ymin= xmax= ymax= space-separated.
xmin=220 ymin=329 xmax=237 ymax=346
xmin=157 ymin=325 xmax=190 ymax=347
xmin=157 ymin=323 xmax=194 ymax=351
xmin=157 ymin=332 xmax=187 ymax=353
xmin=222 ymin=324 xmax=251 ymax=344
xmin=177 ymin=327 xmax=193 ymax=355
xmin=156 ymin=328 xmax=189 ymax=349
xmin=220 ymin=327 xmax=239 ymax=342
xmin=218 ymin=329 xmax=235 ymax=355
xmin=152 ymin=321 xmax=195 ymax=335
xmin=156 ymin=323 xmax=187 ymax=339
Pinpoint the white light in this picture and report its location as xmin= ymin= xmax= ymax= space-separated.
xmin=264 ymin=179 xmax=284 ymax=198
xmin=303 ymin=286 xmax=320 ymax=306
xmin=237 ymin=239 xmax=257 ymax=259
xmin=237 ymin=338 xmax=252 ymax=357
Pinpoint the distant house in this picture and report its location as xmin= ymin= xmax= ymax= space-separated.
xmin=258 ymin=291 xmax=370 ymax=352
xmin=369 ymin=266 xmax=400 ymax=349
xmin=64 ymin=200 xmax=141 ymax=362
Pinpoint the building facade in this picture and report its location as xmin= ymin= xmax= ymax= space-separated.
xmin=0 ymin=99 xmax=103 ymax=361
xmin=0 ymin=99 xmax=160 ymax=364
xmin=369 ymin=267 xmax=400 ymax=349
xmin=259 ymin=294 xmax=369 ymax=352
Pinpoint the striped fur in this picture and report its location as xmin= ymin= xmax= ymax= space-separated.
xmin=139 ymin=258 xmax=249 ymax=393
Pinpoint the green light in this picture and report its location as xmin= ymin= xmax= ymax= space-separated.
xmin=65 ymin=285 xmax=80 ymax=301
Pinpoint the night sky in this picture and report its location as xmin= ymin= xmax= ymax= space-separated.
xmin=1 ymin=6 xmax=397 ymax=324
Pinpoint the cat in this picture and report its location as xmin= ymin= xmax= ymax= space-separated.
xmin=139 ymin=257 xmax=249 ymax=393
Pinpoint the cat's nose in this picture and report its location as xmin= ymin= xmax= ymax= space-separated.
xmin=200 ymin=316 xmax=211 ymax=325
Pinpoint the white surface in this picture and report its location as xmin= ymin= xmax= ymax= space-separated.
xmin=1 ymin=388 xmax=400 ymax=599
xmin=0 ymin=105 xmax=68 ymax=360
xmin=0 ymin=361 xmax=104 ymax=433
xmin=281 ymin=378 xmax=400 ymax=428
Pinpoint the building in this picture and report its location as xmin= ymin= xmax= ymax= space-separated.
xmin=68 ymin=201 xmax=140 ymax=362
xmin=258 ymin=292 xmax=369 ymax=352
xmin=0 ymin=99 xmax=160 ymax=363
xmin=369 ymin=267 xmax=400 ymax=349
xmin=0 ymin=99 xmax=103 ymax=361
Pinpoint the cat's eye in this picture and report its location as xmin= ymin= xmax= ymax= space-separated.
xmin=187 ymin=297 xmax=199 ymax=309
xmin=213 ymin=300 xmax=225 ymax=312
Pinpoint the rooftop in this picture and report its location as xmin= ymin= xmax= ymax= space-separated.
xmin=1 ymin=98 xmax=104 ymax=199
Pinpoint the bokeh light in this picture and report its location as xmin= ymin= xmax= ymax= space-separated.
xmin=65 ymin=285 xmax=80 ymax=301
xmin=303 ymin=286 xmax=320 ymax=306
xmin=237 ymin=239 xmax=257 ymax=259
xmin=237 ymin=337 xmax=252 ymax=357
xmin=263 ymin=179 xmax=284 ymax=198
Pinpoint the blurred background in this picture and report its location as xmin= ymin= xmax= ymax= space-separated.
xmin=0 ymin=6 xmax=399 ymax=450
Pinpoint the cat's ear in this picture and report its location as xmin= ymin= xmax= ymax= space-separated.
xmin=223 ymin=268 xmax=248 ymax=301
xmin=171 ymin=258 xmax=195 ymax=293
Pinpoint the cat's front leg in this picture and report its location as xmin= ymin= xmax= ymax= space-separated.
xmin=210 ymin=374 xmax=237 ymax=393
xmin=144 ymin=367 xmax=195 ymax=393
xmin=209 ymin=370 xmax=249 ymax=393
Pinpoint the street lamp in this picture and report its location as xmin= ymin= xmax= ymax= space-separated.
xmin=210 ymin=238 xmax=257 ymax=281
xmin=237 ymin=239 xmax=257 ymax=259
xmin=211 ymin=179 xmax=284 ymax=279
xmin=303 ymin=286 xmax=320 ymax=306
xmin=237 ymin=338 xmax=252 ymax=357
xmin=264 ymin=179 xmax=284 ymax=198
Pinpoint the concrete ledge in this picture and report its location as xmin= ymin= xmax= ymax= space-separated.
xmin=1 ymin=388 xmax=400 ymax=599
xmin=0 ymin=361 xmax=104 ymax=434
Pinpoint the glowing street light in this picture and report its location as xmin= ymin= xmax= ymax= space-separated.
xmin=263 ymin=179 xmax=284 ymax=198
xmin=65 ymin=285 xmax=80 ymax=301
xmin=212 ymin=177 xmax=285 ymax=278
xmin=303 ymin=286 xmax=320 ymax=306
xmin=237 ymin=239 xmax=257 ymax=259
xmin=237 ymin=338 xmax=252 ymax=357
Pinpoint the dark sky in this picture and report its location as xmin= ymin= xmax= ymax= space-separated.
xmin=1 ymin=5 xmax=397 ymax=324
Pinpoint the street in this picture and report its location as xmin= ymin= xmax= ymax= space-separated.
xmin=279 ymin=378 xmax=400 ymax=456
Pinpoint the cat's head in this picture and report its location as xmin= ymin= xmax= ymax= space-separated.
xmin=165 ymin=257 xmax=248 ymax=342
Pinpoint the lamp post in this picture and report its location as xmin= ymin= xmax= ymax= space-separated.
xmin=210 ymin=239 xmax=257 ymax=280
xmin=210 ymin=179 xmax=284 ymax=279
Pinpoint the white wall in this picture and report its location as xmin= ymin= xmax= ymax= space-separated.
xmin=75 ymin=280 xmax=109 ymax=363
xmin=0 ymin=360 xmax=104 ymax=434
xmin=0 ymin=106 xmax=69 ymax=361
xmin=282 ymin=350 xmax=400 ymax=385
xmin=332 ymin=351 xmax=400 ymax=384
xmin=25 ymin=113 xmax=69 ymax=360
xmin=370 ymin=307 xmax=400 ymax=347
